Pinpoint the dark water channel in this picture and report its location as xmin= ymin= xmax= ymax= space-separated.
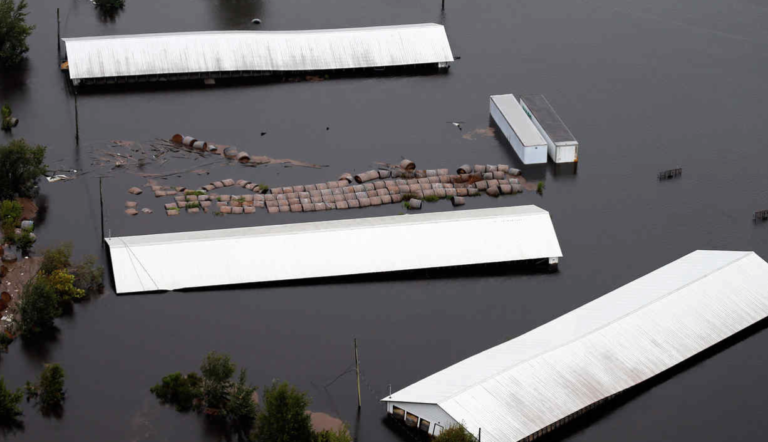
xmin=2 ymin=0 xmax=768 ymax=440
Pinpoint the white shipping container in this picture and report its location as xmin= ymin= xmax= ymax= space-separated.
xmin=490 ymin=94 xmax=547 ymax=164
xmin=520 ymin=95 xmax=579 ymax=163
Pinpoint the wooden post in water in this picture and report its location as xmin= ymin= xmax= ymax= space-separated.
xmin=442 ymin=0 xmax=445 ymax=11
xmin=74 ymin=87 xmax=80 ymax=144
xmin=354 ymin=338 xmax=362 ymax=409
xmin=478 ymin=428 xmax=481 ymax=441
xmin=57 ymin=8 xmax=60 ymax=55
xmin=99 ymin=177 xmax=104 ymax=239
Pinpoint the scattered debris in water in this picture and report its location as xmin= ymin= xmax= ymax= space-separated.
xmin=462 ymin=126 xmax=496 ymax=140
xmin=658 ymin=167 xmax=682 ymax=180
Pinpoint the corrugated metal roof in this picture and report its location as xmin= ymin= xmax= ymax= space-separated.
xmin=63 ymin=23 xmax=454 ymax=81
xmin=383 ymin=250 xmax=768 ymax=442
xmin=519 ymin=95 xmax=577 ymax=145
xmin=105 ymin=206 xmax=562 ymax=294
xmin=491 ymin=94 xmax=547 ymax=147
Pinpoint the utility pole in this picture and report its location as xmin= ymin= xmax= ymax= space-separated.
xmin=478 ymin=428 xmax=481 ymax=441
xmin=354 ymin=338 xmax=362 ymax=409
xmin=442 ymin=0 xmax=445 ymax=11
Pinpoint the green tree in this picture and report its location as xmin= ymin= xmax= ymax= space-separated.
xmin=1 ymin=105 xmax=12 ymax=131
xmin=25 ymin=364 xmax=65 ymax=413
xmin=226 ymin=369 xmax=258 ymax=435
xmin=0 ymin=0 xmax=34 ymax=66
xmin=0 ymin=139 xmax=47 ymax=201
xmin=0 ymin=377 xmax=23 ymax=425
xmin=150 ymin=372 xmax=202 ymax=412
xmin=256 ymin=380 xmax=314 ymax=442
xmin=200 ymin=351 xmax=236 ymax=411
xmin=433 ymin=424 xmax=476 ymax=442
xmin=72 ymin=255 xmax=104 ymax=296
xmin=45 ymin=269 xmax=85 ymax=302
xmin=40 ymin=242 xmax=72 ymax=275
xmin=19 ymin=276 xmax=61 ymax=336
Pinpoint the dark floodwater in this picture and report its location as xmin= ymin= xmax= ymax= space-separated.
xmin=3 ymin=0 xmax=768 ymax=440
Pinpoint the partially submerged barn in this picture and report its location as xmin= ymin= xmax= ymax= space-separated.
xmin=382 ymin=250 xmax=768 ymax=441
xmin=62 ymin=23 xmax=454 ymax=85
xmin=105 ymin=206 xmax=562 ymax=294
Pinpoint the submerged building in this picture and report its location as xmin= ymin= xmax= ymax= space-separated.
xmin=382 ymin=250 xmax=768 ymax=441
xmin=105 ymin=206 xmax=562 ymax=294
xmin=62 ymin=23 xmax=454 ymax=85
xmin=519 ymin=95 xmax=579 ymax=164
xmin=490 ymin=94 xmax=548 ymax=165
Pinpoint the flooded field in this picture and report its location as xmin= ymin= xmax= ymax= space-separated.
xmin=2 ymin=0 xmax=768 ymax=441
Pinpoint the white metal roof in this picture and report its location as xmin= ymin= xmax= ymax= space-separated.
xmin=105 ymin=206 xmax=562 ymax=294
xmin=491 ymin=94 xmax=547 ymax=147
xmin=62 ymin=23 xmax=454 ymax=81
xmin=383 ymin=250 xmax=768 ymax=442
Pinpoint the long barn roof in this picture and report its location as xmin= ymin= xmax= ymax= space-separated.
xmin=62 ymin=23 xmax=454 ymax=80
xmin=383 ymin=250 xmax=768 ymax=442
xmin=105 ymin=206 xmax=562 ymax=294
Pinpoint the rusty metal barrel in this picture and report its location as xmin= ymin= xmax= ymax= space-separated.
xmin=236 ymin=151 xmax=251 ymax=163
xmin=457 ymin=164 xmax=471 ymax=174
xmin=338 ymin=173 xmax=354 ymax=183
xmin=511 ymin=184 xmax=523 ymax=194
xmin=182 ymin=136 xmax=197 ymax=147
xmin=400 ymin=159 xmax=416 ymax=171
xmin=171 ymin=134 xmax=184 ymax=143
xmin=192 ymin=140 xmax=208 ymax=151
xmin=354 ymin=170 xmax=379 ymax=183
xmin=222 ymin=146 xmax=238 ymax=159
xmin=486 ymin=186 xmax=500 ymax=197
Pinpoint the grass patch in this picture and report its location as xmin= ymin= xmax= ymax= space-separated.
xmin=214 ymin=211 xmax=224 ymax=217
xmin=186 ymin=202 xmax=200 ymax=209
xmin=235 ymin=197 xmax=246 ymax=203
xmin=257 ymin=184 xmax=269 ymax=192
xmin=185 ymin=190 xmax=206 ymax=196
xmin=423 ymin=195 xmax=440 ymax=203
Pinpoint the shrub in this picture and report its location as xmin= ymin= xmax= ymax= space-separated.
xmin=45 ymin=269 xmax=85 ymax=302
xmin=19 ymin=276 xmax=61 ymax=336
xmin=1 ymin=105 xmax=11 ymax=131
xmin=25 ymin=363 xmax=65 ymax=412
xmin=255 ymin=380 xmax=314 ymax=442
xmin=40 ymin=242 xmax=72 ymax=274
xmin=0 ymin=333 xmax=13 ymax=352
xmin=314 ymin=424 xmax=352 ymax=442
xmin=150 ymin=372 xmax=202 ymax=412
xmin=0 ymin=200 xmax=22 ymax=241
xmin=15 ymin=227 xmax=34 ymax=254
xmin=433 ymin=424 xmax=476 ymax=442
xmin=93 ymin=0 xmax=125 ymax=13
xmin=257 ymin=184 xmax=269 ymax=192
xmin=0 ymin=139 xmax=47 ymax=200
xmin=72 ymin=255 xmax=104 ymax=296
xmin=0 ymin=0 xmax=35 ymax=66
xmin=0 ymin=377 xmax=23 ymax=425
xmin=537 ymin=181 xmax=545 ymax=194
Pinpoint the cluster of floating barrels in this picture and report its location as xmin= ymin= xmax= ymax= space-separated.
xmin=171 ymin=134 xmax=251 ymax=163
xmin=157 ymin=160 xmax=525 ymax=216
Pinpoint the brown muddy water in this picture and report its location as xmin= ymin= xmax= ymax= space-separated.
xmin=2 ymin=0 xmax=768 ymax=441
